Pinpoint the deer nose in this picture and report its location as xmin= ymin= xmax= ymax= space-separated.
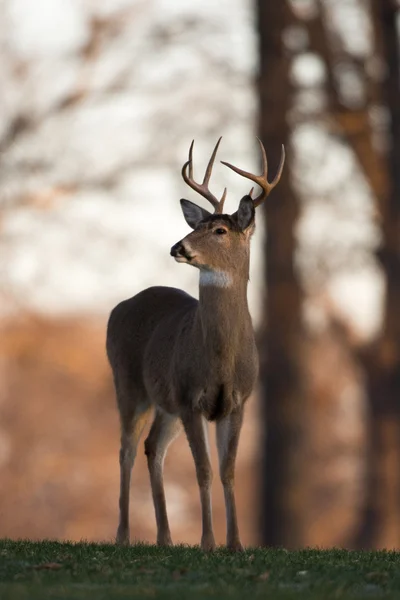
xmin=170 ymin=241 xmax=184 ymax=257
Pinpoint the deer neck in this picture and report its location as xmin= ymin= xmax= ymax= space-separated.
xmin=197 ymin=268 xmax=252 ymax=362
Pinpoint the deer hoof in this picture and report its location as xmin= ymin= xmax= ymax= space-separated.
xmin=227 ymin=539 xmax=244 ymax=552
xmin=201 ymin=535 xmax=216 ymax=552
xmin=157 ymin=535 xmax=173 ymax=547
xmin=116 ymin=527 xmax=130 ymax=546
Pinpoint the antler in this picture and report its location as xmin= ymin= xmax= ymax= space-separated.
xmin=182 ymin=137 xmax=227 ymax=214
xmin=221 ymin=138 xmax=285 ymax=207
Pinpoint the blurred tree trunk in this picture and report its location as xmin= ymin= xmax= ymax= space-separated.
xmin=353 ymin=0 xmax=400 ymax=549
xmin=307 ymin=0 xmax=400 ymax=548
xmin=306 ymin=0 xmax=398 ymax=548
xmin=257 ymin=1 xmax=306 ymax=548
xmin=257 ymin=0 xmax=400 ymax=549
xmin=308 ymin=2 xmax=388 ymax=202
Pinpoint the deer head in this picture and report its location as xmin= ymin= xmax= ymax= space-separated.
xmin=170 ymin=138 xmax=285 ymax=283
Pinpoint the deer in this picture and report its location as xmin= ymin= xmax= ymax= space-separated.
xmin=106 ymin=137 xmax=285 ymax=552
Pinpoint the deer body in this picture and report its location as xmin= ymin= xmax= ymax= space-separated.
xmin=106 ymin=138 xmax=284 ymax=551
xmin=108 ymin=282 xmax=257 ymax=420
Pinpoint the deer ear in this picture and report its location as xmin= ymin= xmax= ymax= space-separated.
xmin=180 ymin=199 xmax=212 ymax=229
xmin=235 ymin=195 xmax=255 ymax=232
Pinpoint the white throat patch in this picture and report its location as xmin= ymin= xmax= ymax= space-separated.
xmin=200 ymin=270 xmax=233 ymax=288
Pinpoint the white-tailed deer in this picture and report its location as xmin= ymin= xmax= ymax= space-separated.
xmin=106 ymin=137 xmax=284 ymax=551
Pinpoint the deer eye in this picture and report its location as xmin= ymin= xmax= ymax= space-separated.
xmin=215 ymin=228 xmax=227 ymax=235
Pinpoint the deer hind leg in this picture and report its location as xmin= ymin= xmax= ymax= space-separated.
xmin=144 ymin=409 xmax=183 ymax=546
xmin=216 ymin=407 xmax=244 ymax=551
xmin=181 ymin=411 xmax=215 ymax=551
xmin=116 ymin=397 xmax=152 ymax=546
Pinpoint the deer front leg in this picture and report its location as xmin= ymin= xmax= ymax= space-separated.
xmin=216 ymin=407 xmax=244 ymax=551
xmin=181 ymin=411 xmax=215 ymax=551
xmin=144 ymin=410 xmax=183 ymax=546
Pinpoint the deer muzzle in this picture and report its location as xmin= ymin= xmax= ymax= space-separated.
xmin=170 ymin=241 xmax=195 ymax=263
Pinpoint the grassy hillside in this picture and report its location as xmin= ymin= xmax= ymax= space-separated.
xmin=1 ymin=540 xmax=400 ymax=599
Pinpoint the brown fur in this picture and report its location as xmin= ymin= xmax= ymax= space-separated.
xmin=106 ymin=138 xmax=283 ymax=552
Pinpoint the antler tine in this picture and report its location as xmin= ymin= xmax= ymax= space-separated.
xmin=188 ymin=139 xmax=195 ymax=180
xmin=181 ymin=137 xmax=226 ymax=214
xmin=269 ymin=144 xmax=285 ymax=189
xmin=221 ymin=140 xmax=285 ymax=208
xmin=257 ymin=136 xmax=268 ymax=180
xmin=251 ymin=143 xmax=285 ymax=207
xmin=203 ymin=136 xmax=221 ymax=185
xmin=220 ymin=187 xmax=227 ymax=213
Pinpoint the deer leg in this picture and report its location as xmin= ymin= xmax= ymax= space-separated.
xmin=116 ymin=402 xmax=151 ymax=545
xmin=144 ymin=409 xmax=183 ymax=546
xmin=216 ymin=408 xmax=244 ymax=551
xmin=181 ymin=412 xmax=215 ymax=551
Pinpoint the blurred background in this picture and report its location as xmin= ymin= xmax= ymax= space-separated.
xmin=0 ymin=0 xmax=399 ymax=549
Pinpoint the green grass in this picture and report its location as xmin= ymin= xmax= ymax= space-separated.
xmin=1 ymin=540 xmax=400 ymax=599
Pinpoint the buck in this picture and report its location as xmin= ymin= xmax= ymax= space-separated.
xmin=106 ymin=137 xmax=284 ymax=551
